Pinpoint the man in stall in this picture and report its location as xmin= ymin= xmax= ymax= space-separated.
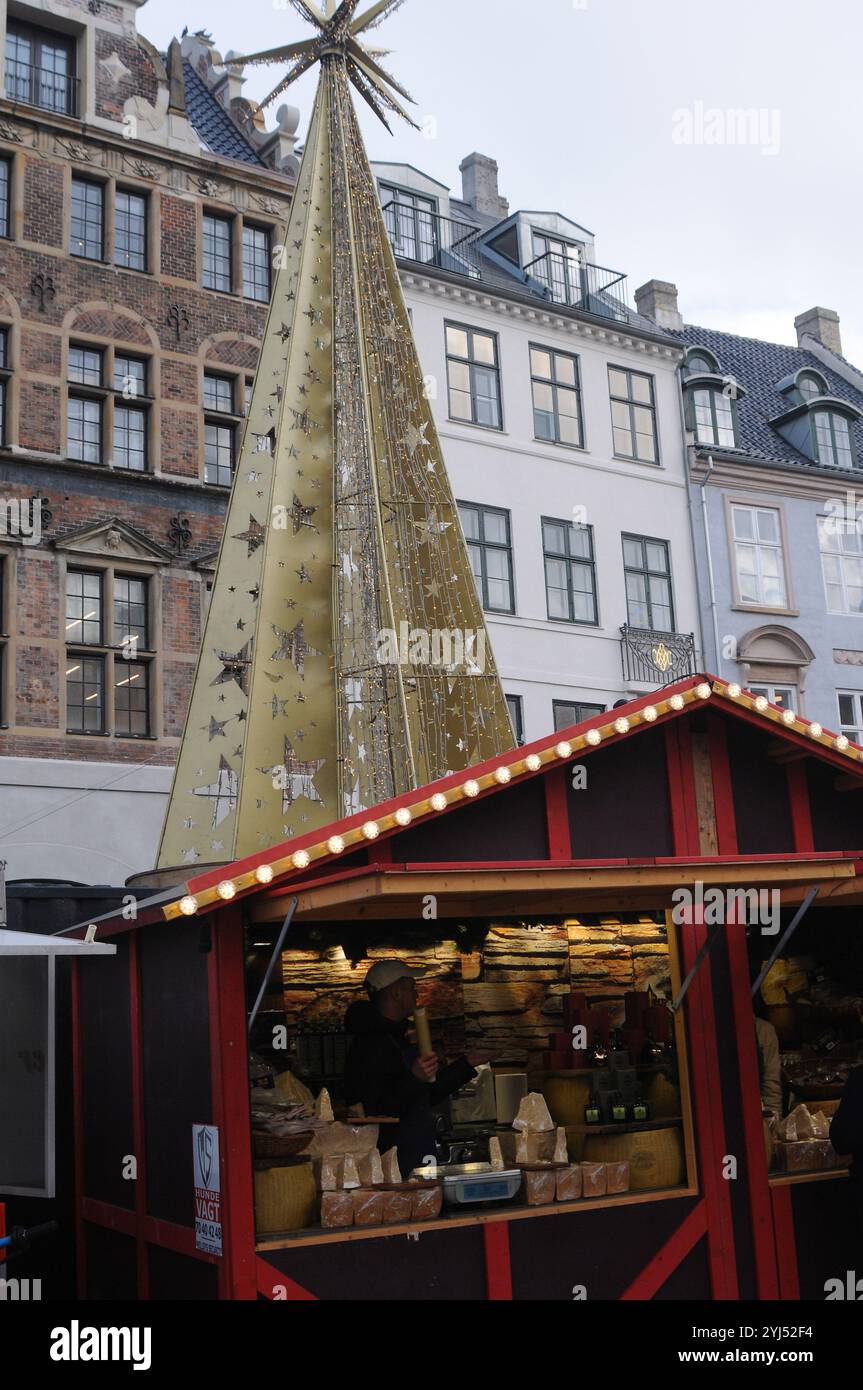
xmin=344 ymin=960 xmax=492 ymax=1176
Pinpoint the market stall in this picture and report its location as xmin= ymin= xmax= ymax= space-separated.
xmin=67 ymin=676 xmax=863 ymax=1300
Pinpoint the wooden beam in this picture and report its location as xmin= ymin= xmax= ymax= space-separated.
xmin=250 ymin=859 xmax=857 ymax=922
xmin=691 ymin=730 xmax=719 ymax=856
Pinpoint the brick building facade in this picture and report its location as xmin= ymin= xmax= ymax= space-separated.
xmin=0 ymin=1 xmax=297 ymax=881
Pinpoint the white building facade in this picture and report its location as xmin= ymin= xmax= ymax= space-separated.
xmin=373 ymin=154 xmax=703 ymax=744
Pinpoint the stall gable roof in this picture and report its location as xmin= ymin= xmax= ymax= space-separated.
xmin=160 ymin=674 xmax=863 ymax=922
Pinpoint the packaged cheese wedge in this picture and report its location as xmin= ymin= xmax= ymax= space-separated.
xmin=314 ymin=1088 xmax=334 ymax=1122
xmin=382 ymin=1147 xmax=402 ymax=1184
xmin=553 ymin=1127 xmax=568 ymax=1164
xmin=341 ymin=1155 xmax=361 ymax=1189
xmin=489 ymin=1136 xmax=505 ymax=1171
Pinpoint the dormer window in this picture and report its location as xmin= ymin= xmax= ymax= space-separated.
xmin=530 ymin=233 xmax=582 ymax=305
xmin=380 ymin=184 xmax=437 ymax=264
xmin=770 ymin=376 xmax=860 ymax=470
xmin=797 ymin=370 xmax=827 ymax=402
xmin=681 ymin=348 xmax=740 ymax=448
xmin=683 ymin=349 xmax=719 ymax=377
xmin=813 ymin=409 xmax=854 ymax=470
xmin=5 ymin=20 xmax=78 ymax=117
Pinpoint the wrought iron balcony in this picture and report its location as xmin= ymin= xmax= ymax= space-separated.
xmin=620 ymin=625 xmax=697 ymax=686
xmin=524 ymin=251 xmax=630 ymax=322
xmin=382 ymin=200 xmax=483 ymax=280
xmin=4 ymin=60 xmax=80 ymax=117
xmin=382 ymin=200 xmax=632 ymax=321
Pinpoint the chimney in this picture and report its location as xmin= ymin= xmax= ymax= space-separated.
xmin=795 ymin=306 xmax=842 ymax=356
xmin=634 ymin=280 xmax=684 ymax=332
xmin=459 ymin=153 xmax=509 ymax=220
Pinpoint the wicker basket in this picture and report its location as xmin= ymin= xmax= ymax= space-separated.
xmin=583 ymin=1126 xmax=684 ymax=1191
xmin=254 ymin=1159 xmax=317 ymax=1234
xmin=541 ymin=1076 xmax=592 ymax=1126
xmin=252 ymin=1130 xmax=313 ymax=1160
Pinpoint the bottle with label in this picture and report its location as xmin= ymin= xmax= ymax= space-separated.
xmin=631 ymin=1094 xmax=650 ymax=1122
xmin=610 ymin=1091 xmax=627 ymax=1124
xmin=584 ymin=1093 xmax=602 ymax=1125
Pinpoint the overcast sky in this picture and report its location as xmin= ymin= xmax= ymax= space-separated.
xmin=141 ymin=0 xmax=863 ymax=361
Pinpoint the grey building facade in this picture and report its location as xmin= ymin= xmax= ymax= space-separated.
xmin=637 ymin=282 xmax=863 ymax=740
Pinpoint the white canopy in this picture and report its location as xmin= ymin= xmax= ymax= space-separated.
xmin=0 ymin=929 xmax=116 ymax=956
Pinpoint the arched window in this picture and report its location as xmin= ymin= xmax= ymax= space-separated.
xmin=683 ymin=348 xmax=719 ymax=377
xmin=797 ymin=370 xmax=827 ymax=403
xmin=691 ymin=385 xmax=737 ymax=447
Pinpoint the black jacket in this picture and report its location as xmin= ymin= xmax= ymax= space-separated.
xmin=831 ymin=1066 xmax=863 ymax=1174
xmin=831 ymin=1066 xmax=863 ymax=1237
xmin=343 ymin=999 xmax=476 ymax=1177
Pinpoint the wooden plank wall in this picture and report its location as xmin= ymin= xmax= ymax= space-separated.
xmin=277 ymin=918 xmax=671 ymax=1081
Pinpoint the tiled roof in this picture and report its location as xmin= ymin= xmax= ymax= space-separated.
xmin=669 ymin=322 xmax=863 ymax=473
xmin=182 ymin=61 xmax=266 ymax=167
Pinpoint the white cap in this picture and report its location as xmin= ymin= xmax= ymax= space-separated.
xmin=364 ymin=959 xmax=427 ymax=993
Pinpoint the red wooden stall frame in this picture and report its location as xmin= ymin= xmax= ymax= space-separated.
xmin=66 ymin=678 xmax=862 ymax=1301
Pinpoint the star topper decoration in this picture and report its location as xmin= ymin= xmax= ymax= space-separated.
xmin=232 ymin=0 xmax=418 ymax=132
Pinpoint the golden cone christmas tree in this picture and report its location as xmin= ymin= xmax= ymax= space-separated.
xmin=156 ymin=0 xmax=514 ymax=870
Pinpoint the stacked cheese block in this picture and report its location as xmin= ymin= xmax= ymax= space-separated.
xmin=506 ymin=1092 xmax=631 ymax=1206
xmin=318 ymin=1145 xmax=443 ymax=1229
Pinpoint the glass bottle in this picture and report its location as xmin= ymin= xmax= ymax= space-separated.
xmin=584 ymin=1094 xmax=602 ymax=1125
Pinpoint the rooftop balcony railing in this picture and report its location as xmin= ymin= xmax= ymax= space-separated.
xmin=382 ymin=201 xmax=633 ymax=322
xmin=4 ymin=60 xmax=80 ymax=117
xmin=523 ymin=251 xmax=630 ymax=322
xmin=382 ymin=200 xmax=483 ymax=280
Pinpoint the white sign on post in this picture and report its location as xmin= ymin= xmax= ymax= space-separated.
xmin=192 ymin=1124 xmax=223 ymax=1257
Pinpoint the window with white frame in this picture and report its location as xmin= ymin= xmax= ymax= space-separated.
xmin=731 ymin=504 xmax=787 ymax=608
xmin=749 ymin=684 xmax=797 ymax=712
xmin=812 ymin=410 xmax=855 ymax=470
xmin=818 ymin=517 xmax=863 ymax=614
xmin=691 ymin=387 xmax=737 ymax=447
xmin=838 ymin=692 xmax=863 ymax=742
